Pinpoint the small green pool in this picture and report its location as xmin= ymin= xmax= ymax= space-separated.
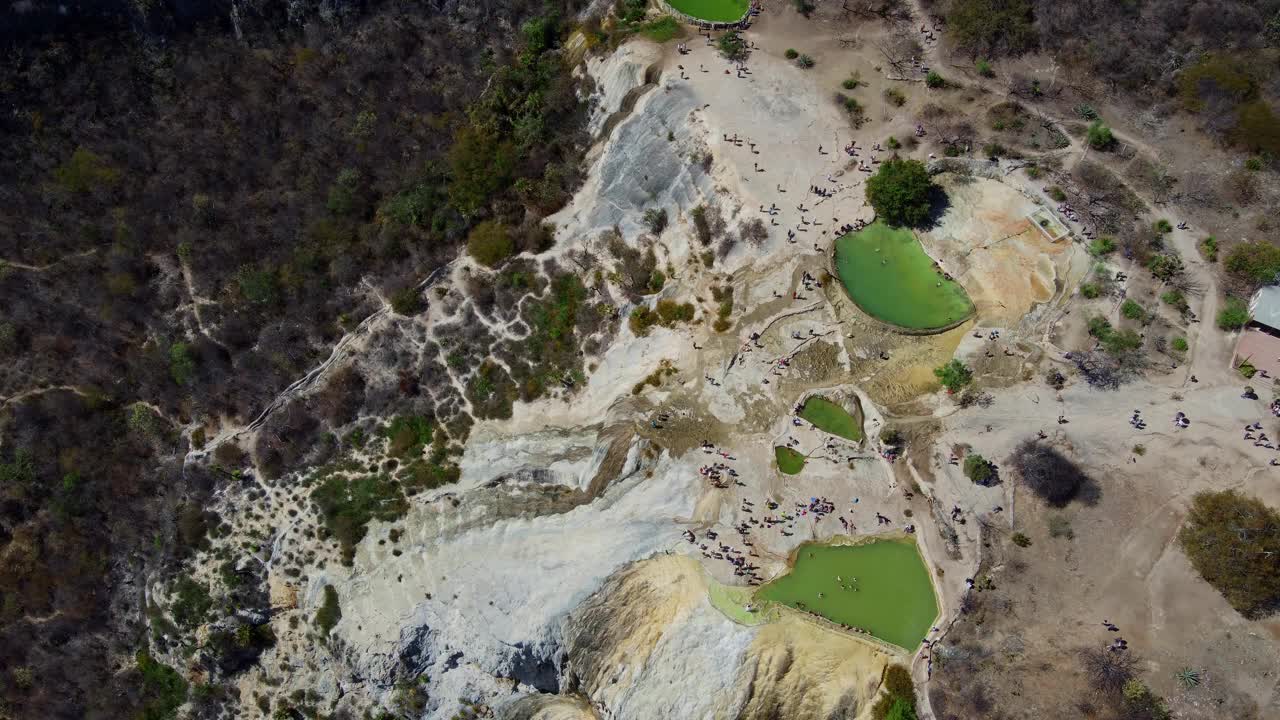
xmin=665 ymin=0 xmax=749 ymax=22
xmin=775 ymin=446 xmax=805 ymax=474
xmin=834 ymin=221 xmax=974 ymax=332
xmin=799 ymin=396 xmax=863 ymax=441
xmin=759 ymin=540 xmax=938 ymax=650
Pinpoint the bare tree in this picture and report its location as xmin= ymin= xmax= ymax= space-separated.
xmin=1080 ymin=647 xmax=1137 ymax=695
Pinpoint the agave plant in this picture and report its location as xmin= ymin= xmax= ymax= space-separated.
xmin=1174 ymin=667 xmax=1202 ymax=689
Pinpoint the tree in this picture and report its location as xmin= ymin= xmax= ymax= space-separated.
xmin=642 ymin=208 xmax=669 ymax=235
xmin=947 ymin=0 xmax=1035 ymax=56
xmin=1216 ymin=297 xmax=1250 ymax=330
xmin=1178 ymin=490 xmax=1280 ymax=617
xmin=884 ymin=697 xmax=918 ymax=720
xmin=1087 ymin=120 xmax=1114 ymax=150
xmin=933 ymin=359 xmax=972 ymax=393
xmin=448 ymin=126 xmax=516 ymax=216
xmin=169 ymin=342 xmax=196 ymax=386
xmin=1011 ymin=440 xmax=1091 ymax=506
xmin=1224 ymin=241 xmax=1280 ymax=284
xmin=866 ymin=158 xmax=936 ymax=227
xmin=964 ymin=453 xmax=995 ymax=485
xmin=718 ymin=31 xmax=748 ymax=61
xmin=1081 ymin=647 xmax=1136 ymax=694
xmin=467 ymin=221 xmax=515 ymax=267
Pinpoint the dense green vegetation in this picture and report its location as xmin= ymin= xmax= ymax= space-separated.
xmin=944 ymin=0 xmax=1035 ymax=56
xmin=313 ymin=472 xmax=409 ymax=565
xmin=1087 ymin=316 xmax=1142 ymax=356
xmin=1216 ymin=297 xmax=1250 ymax=330
xmin=1178 ymin=490 xmax=1280 ymax=618
xmin=865 ymin=159 xmax=936 ymax=227
xmin=934 ymin=359 xmax=973 ymax=393
xmin=963 ymin=453 xmax=994 ymax=485
xmin=315 ymin=585 xmax=342 ymax=636
xmin=135 ymin=650 xmax=188 ymax=720
xmin=1224 ymin=240 xmax=1280 ymax=284
xmin=872 ymin=664 xmax=918 ymax=720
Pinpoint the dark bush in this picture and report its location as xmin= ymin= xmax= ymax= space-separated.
xmin=1011 ymin=440 xmax=1092 ymax=506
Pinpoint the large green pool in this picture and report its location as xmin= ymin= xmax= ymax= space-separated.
xmin=834 ymin=221 xmax=974 ymax=332
xmin=759 ymin=540 xmax=938 ymax=650
xmin=665 ymin=0 xmax=749 ymax=22
xmin=799 ymin=396 xmax=863 ymax=441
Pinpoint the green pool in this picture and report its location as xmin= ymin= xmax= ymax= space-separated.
xmin=775 ymin=446 xmax=805 ymax=474
xmin=799 ymin=396 xmax=863 ymax=441
xmin=759 ymin=539 xmax=938 ymax=650
xmin=834 ymin=221 xmax=974 ymax=332
xmin=665 ymin=0 xmax=749 ymax=22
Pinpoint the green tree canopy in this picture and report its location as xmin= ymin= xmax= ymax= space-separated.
xmin=448 ymin=126 xmax=516 ymax=216
xmin=866 ymin=158 xmax=935 ymax=227
xmin=467 ymin=221 xmax=516 ymax=267
xmin=933 ymin=359 xmax=973 ymax=393
xmin=1178 ymin=490 xmax=1280 ymax=617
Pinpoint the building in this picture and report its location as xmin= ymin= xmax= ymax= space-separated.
xmin=1233 ymin=286 xmax=1280 ymax=379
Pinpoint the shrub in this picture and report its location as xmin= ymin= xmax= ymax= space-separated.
xmin=1171 ymin=336 xmax=1188 ymax=352
xmin=866 ymin=158 xmax=936 ymax=227
xmin=886 ymin=136 xmax=901 ymax=150
xmin=947 ymin=0 xmax=1035 ymax=56
xmin=1081 ymin=647 xmax=1136 ymax=694
xmin=326 ymin=168 xmax=362 ymax=215
xmin=842 ymin=75 xmax=860 ymax=90
xmin=1199 ymin=236 xmax=1218 ymax=262
xmin=718 ymin=31 xmax=748 ymax=61
xmin=1087 ymin=120 xmax=1114 ymax=149
xmin=315 ymin=584 xmax=342 ymax=635
xmin=169 ymin=342 xmax=196 ymax=386
xmin=1120 ymin=299 xmax=1145 ymax=321
xmin=884 ymin=87 xmax=906 ymax=106
xmin=1080 ymin=283 xmax=1100 ymax=299
xmin=1238 ymin=359 xmax=1257 ymax=379
xmin=1179 ymin=490 xmax=1280 ymax=617
xmin=1088 ymin=236 xmax=1116 ymax=256
xmin=390 ymin=287 xmax=422 ymax=315
xmin=53 ymin=147 xmax=121 ymax=193
xmin=1047 ymin=185 xmax=1067 ymax=201
xmin=925 ymin=71 xmax=945 ymax=88
xmin=964 ymin=453 xmax=995 ymax=485
xmin=643 ymin=207 xmax=669 ymax=235
xmin=1225 ymin=240 xmax=1280 ymax=284
xmin=1160 ymin=290 xmax=1187 ymax=312
xmin=785 ymin=48 xmax=799 ymax=59
xmin=872 ymin=664 xmax=916 ymax=720
xmin=1048 ymin=515 xmax=1073 ymax=539
xmin=467 ymin=220 xmax=515 ymax=267
xmin=1011 ymin=440 xmax=1091 ymax=506
xmin=1011 ymin=532 xmax=1031 ymax=547
xmin=1146 ymin=253 xmax=1184 ymax=282
xmin=1246 ymin=156 xmax=1264 ymax=171
xmin=136 ymin=650 xmax=188 ymax=720
xmin=1216 ymin=297 xmax=1250 ymax=330
xmin=976 ymin=59 xmax=994 ymax=77
xmin=933 ymin=359 xmax=973 ymax=393
xmin=797 ymin=54 xmax=815 ymax=69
